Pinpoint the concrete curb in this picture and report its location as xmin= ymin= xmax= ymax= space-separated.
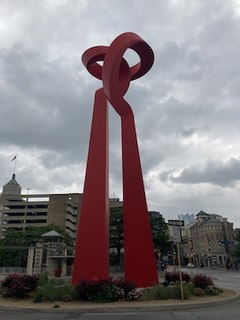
xmin=0 ymin=289 xmax=239 ymax=314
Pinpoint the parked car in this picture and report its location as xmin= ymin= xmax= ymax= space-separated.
xmin=186 ymin=263 xmax=194 ymax=268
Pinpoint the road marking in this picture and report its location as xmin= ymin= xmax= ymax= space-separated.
xmin=173 ymin=311 xmax=199 ymax=320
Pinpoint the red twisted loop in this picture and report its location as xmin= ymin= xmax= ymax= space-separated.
xmin=74 ymin=33 xmax=158 ymax=288
xmin=82 ymin=46 xmax=108 ymax=81
xmin=82 ymin=32 xmax=154 ymax=115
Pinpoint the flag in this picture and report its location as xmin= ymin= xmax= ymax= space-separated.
xmin=11 ymin=155 xmax=16 ymax=161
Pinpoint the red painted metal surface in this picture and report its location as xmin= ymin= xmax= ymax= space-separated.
xmin=72 ymin=88 xmax=109 ymax=285
xmin=72 ymin=32 xmax=158 ymax=287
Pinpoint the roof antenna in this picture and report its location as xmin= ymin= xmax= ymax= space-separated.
xmin=11 ymin=154 xmax=17 ymax=178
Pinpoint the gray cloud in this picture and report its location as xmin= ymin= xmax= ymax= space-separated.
xmin=168 ymin=157 xmax=240 ymax=187
xmin=1 ymin=0 xmax=240 ymax=226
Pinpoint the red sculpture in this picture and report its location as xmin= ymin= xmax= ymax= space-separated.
xmin=72 ymin=32 xmax=159 ymax=287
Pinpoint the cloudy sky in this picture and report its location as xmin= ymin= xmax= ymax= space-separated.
xmin=1 ymin=0 xmax=240 ymax=227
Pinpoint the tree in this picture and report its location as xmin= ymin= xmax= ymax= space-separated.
xmin=0 ymin=224 xmax=73 ymax=267
xmin=109 ymin=207 xmax=171 ymax=264
xmin=233 ymin=229 xmax=240 ymax=262
xmin=149 ymin=211 xmax=172 ymax=256
xmin=109 ymin=207 xmax=124 ymax=265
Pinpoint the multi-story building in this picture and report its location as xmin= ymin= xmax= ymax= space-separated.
xmin=0 ymin=174 xmax=122 ymax=242
xmin=169 ymin=211 xmax=235 ymax=268
xmin=178 ymin=213 xmax=195 ymax=226
xmin=0 ymin=174 xmax=82 ymax=242
xmin=189 ymin=210 xmax=235 ymax=267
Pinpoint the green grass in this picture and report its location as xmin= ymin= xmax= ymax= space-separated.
xmin=32 ymin=278 xmax=75 ymax=303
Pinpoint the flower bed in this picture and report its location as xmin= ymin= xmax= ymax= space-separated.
xmin=0 ymin=272 xmax=223 ymax=303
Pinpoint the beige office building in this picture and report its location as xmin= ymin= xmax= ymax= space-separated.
xmin=0 ymin=174 xmax=122 ymax=241
xmin=189 ymin=211 xmax=235 ymax=267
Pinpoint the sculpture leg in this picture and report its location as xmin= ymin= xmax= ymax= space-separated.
xmin=121 ymin=109 xmax=159 ymax=288
xmin=72 ymin=88 xmax=109 ymax=286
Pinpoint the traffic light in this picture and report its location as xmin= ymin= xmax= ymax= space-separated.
xmin=208 ymin=240 xmax=212 ymax=245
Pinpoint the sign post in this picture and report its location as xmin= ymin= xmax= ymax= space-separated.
xmin=168 ymin=219 xmax=184 ymax=300
xmin=176 ymin=242 xmax=184 ymax=300
xmin=168 ymin=219 xmax=184 ymax=227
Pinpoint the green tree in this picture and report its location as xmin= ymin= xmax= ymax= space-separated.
xmin=109 ymin=207 xmax=171 ymax=264
xmin=109 ymin=207 xmax=123 ymax=265
xmin=233 ymin=229 xmax=240 ymax=262
xmin=0 ymin=224 xmax=73 ymax=267
xmin=149 ymin=211 xmax=172 ymax=256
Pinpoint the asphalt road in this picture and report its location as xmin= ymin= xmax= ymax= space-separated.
xmin=1 ymin=299 xmax=240 ymax=320
xmin=0 ymin=268 xmax=239 ymax=319
xmin=181 ymin=266 xmax=240 ymax=291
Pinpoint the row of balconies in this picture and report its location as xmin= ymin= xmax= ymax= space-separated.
xmin=66 ymin=205 xmax=78 ymax=217
xmin=65 ymin=220 xmax=77 ymax=231
xmin=2 ymin=222 xmax=47 ymax=228
xmin=2 ymin=215 xmax=48 ymax=221
xmin=2 ymin=207 xmax=48 ymax=214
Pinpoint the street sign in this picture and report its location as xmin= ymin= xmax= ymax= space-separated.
xmin=168 ymin=219 xmax=184 ymax=226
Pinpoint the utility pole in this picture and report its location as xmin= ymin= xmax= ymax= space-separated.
xmin=168 ymin=219 xmax=185 ymax=300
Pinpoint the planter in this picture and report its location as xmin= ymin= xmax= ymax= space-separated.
xmin=54 ymin=268 xmax=62 ymax=277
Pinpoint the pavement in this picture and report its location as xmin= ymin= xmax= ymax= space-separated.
xmin=0 ymin=288 xmax=239 ymax=313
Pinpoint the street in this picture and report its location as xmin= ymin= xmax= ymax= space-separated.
xmin=1 ymin=300 xmax=240 ymax=320
xmin=181 ymin=266 xmax=240 ymax=291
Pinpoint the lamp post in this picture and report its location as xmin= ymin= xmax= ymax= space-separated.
xmin=24 ymin=188 xmax=30 ymax=231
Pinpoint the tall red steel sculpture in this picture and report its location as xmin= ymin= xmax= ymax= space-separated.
xmin=72 ymin=32 xmax=159 ymax=288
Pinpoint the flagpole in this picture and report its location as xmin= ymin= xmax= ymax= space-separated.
xmin=11 ymin=155 xmax=17 ymax=175
xmin=13 ymin=157 xmax=17 ymax=174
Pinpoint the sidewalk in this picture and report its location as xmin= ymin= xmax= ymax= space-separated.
xmin=0 ymin=288 xmax=239 ymax=313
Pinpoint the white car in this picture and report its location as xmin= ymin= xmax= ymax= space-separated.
xmin=186 ymin=263 xmax=194 ymax=268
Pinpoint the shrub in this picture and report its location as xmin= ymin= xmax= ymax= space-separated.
xmin=90 ymin=285 xmax=119 ymax=302
xmin=125 ymin=289 xmax=142 ymax=301
xmin=32 ymin=278 xmax=74 ymax=303
xmin=63 ymin=295 xmax=72 ymax=302
xmin=192 ymin=274 xmax=213 ymax=290
xmin=1 ymin=274 xmax=38 ymax=298
xmin=186 ymin=281 xmax=194 ymax=294
xmin=193 ymin=287 xmax=205 ymax=296
xmin=113 ymin=279 xmax=141 ymax=301
xmin=165 ymin=272 xmax=190 ymax=283
xmin=113 ymin=278 xmax=136 ymax=294
xmin=113 ymin=278 xmax=136 ymax=299
xmin=75 ymin=278 xmax=139 ymax=302
xmin=205 ymin=285 xmax=223 ymax=296
xmin=143 ymin=285 xmax=172 ymax=300
xmin=144 ymin=284 xmax=191 ymax=300
xmin=38 ymin=273 xmax=48 ymax=287
xmin=169 ymin=285 xmax=190 ymax=300
xmin=75 ymin=278 xmax=116 ymax=302
xmin=162 ymin=280 xmax=169 ymax=287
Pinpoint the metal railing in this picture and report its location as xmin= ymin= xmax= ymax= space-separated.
xmin=0 ymin=267 xmax=26 ymax=274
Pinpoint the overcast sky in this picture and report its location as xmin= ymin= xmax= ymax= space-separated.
xmin=1 ymin=0 xmax=240 ymax=227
